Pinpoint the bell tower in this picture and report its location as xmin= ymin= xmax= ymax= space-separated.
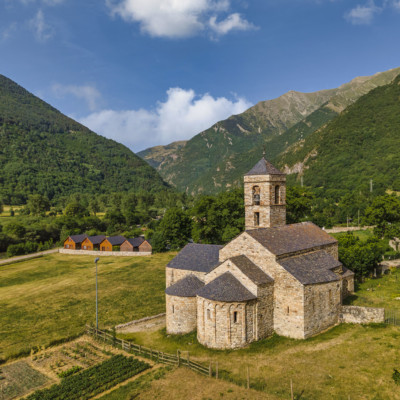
xmin=244 ymin=157 xmax=286 ymax=230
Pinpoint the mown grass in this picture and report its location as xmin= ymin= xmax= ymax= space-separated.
xmin=0 ymin=252 xmax=175 ymax=360
xmin=344 ymin=267 xmax=400 ymax=312
xmin=119 ymin=324 xmax=400 ymax=399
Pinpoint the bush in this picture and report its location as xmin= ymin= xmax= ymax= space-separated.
xmin=392 ymin=369 xmax=400 ymax=385
xmin=6 ymin=241 xmax=38 ymax=257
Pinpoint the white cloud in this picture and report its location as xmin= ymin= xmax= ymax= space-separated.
xmin=106 ymin=0 xmax=256 ymax=38
xmin=344 ymin=1 xmax=382 ymax=24
xmin=29 ymin=9 xmax=53 ymax=41
xmin=52 ymin=84 xmax=102 ymax=111
xmin=1 ymin=23 xmax=17 ymax=41
xmin=392 ymin=0 xmax=400 ymax=9
xmin=209 ymin=12 xmax=256 ymax=35
xmin=79 ymin=87 xmax=252 ymax=151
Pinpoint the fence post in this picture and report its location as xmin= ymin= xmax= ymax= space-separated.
xmin=139 ymin=345 xmax=141 ymax=354
xmin=157 ymin=351 xmax=159 ymax=363
xmin=290 ymin=379 xmax=294 ymax=400
xmin=247 ymin=366 xmax=250 ymax=389
xmin=177 ymin=350 xmax=180 ymax=367
xmin=209 ymin=362 xmax=212 ymax=377
xmin=216 ymin=361 xmax=218 ymax=379
xmin=129 ymin=342 xmax=132 ymax=352
xmin=187 ymin=351 xmax=190 ymax=367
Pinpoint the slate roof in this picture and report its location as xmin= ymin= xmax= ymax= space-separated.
xmin=165 ymin=275 xmax=205 ymax=297
xmin=246 ymin=222 xmax=337 ymax=256
xmin=278 ymin=250 xmax=342 ymax=285
xmin=341 ymin=267 xmax=355 ymax=278
xmin=229 ymin=255 xmax=273 ymax=285
xmin=87 ymin=235 xmax=106 ymax=245
xmin=197 ymin=272 xmax=257 ymax=302
xmin=245 ymin=157 xmax=283 ymax=176
xmin=125 ymin=237 xmax=145 ymax=248
xmin=167 ymin=243 xmax=223 ymax=273
xmin=69 ymin=234 xmax=87 ymax=244
xmin=105 ymin=235 xmax=126 ymax=246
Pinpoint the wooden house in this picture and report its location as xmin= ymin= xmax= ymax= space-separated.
xmin=63 ymin=234 xmax=88 ymax=250
xmin=99 ymin=236 xmax=126 ymax=252
xmin=81 ymin=235 xmax=106 ymax=251
xmin=120 ymin=237 xmax=152 ymax=253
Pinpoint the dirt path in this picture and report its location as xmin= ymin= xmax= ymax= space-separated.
xmin=117 ymin=314 xmax=166 ymax=334
xmin=0 ymin=249 xmax=59 ymax=266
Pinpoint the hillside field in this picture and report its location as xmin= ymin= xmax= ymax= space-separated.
xmin=0 ymin=252 xmax=175 ymax=360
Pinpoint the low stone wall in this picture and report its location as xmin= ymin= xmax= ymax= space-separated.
xmin=325 ymin=226 xmax=374 ymax=234
xmin=339 ymin=305 xmax=384 ymax=324
xmin=59 ymin=249 xmax=151 ymax=257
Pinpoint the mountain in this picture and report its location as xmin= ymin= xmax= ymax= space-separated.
xmin=278 ymin=73 xmax=400 ymax=197
xmin=138 ymin=67 xmax=400 ymax=195
xmin=0 ymin=75 xmax=169 ymax=203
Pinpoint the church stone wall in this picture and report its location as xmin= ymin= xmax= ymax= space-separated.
xmin=197 ymin=297 xmax=256 ymax=349
xmin=256 ymin=284 xmax=274 ymax=339
xmin=166 ymin=268 xmax=206 ymax=287
xmin=303 ymin=281 xmax=341 ymax=338
xmin=341 ymin=276 xmax=355 ymax=299
xmin=166 ymin=294 xmax=197 ymax=334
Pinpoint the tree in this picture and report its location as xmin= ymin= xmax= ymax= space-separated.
xmin=155 ymin=208 xmax=192 ymax=250
xmin=64 ymin=202 xmax=89 ymax=218
xmin=26 ymin=194 xmax=50 ymax=216
xmin=365 ymin=195 xmax=400 ymax=237
xmin=286 ymin=186 xmax=314 ymax=224
xmin=337 ymin=233 xmax=384 ymax=277
xmin=89 ymin=199 xmax=100 ymax=216
xmin=3 ymin=222 xmax=26 ymax=239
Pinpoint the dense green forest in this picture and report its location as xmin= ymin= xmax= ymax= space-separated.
xmin=281 ymin=74 xmax=400 ymax=199
xmin=0 ymin=74 xmax=169 ymax=204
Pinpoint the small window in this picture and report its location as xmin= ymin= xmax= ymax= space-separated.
xmin=254 ymin=212 xmax=260 ymax=226
xmin=66 ymin=244 xmax=69 ymax=249
xmin=83 ymin=245 xmax=87 ymax=249
xmin=287 ymin=306 xmax=290 ymax=315
xmin=233 ymin=311 xmax=238 ymax=323
xmin=207 ymin=309 xmax=211 ymax=320
xmin=329 ymin=289 xmax=332 ymax=303
xmin=275 ymin=185 xmax=280 ymax=205
xmin=172 ymin=305 xmax=175 ymax=314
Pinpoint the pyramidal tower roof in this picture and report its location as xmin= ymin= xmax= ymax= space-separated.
xmin=245 ymin=157 xmax=283 ymax=176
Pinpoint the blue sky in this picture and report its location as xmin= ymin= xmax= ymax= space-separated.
xmin=1 ymin=0 xmax=400 ymax=152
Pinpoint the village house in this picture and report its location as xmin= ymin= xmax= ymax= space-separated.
xmin=81 ymin=235 xmax=106 ymax=251
xmin=120 ymin=237 xmax=152 ymax=253
xmin=165 ymin=158 xmax=355 ymax=349
xmin=63 ymin=234 xmax=87 ymax=250
xmin=99 ymin=236 xmax=126 ymax=252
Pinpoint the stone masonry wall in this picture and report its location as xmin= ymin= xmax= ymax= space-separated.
xmin=244 ymin=174 xmax=286 ymax=229
xmin=256 ymin=284 xmax=274 ymax=340
xmin=339 ymin=306 xmax=385 ymax=324
xmin=197 ymin=297 xmax=256 ymax=349
xmin=166 ymin=294 xmax=197 ymax=334
xmin=59 ymin=249 xmax=151 ymax=257
xmin=166 ymin=268 xmax=206 ymax=288
xmin=219 ymin=233 xmax=306 ymax=339
xmin=303 ymin=281 xmax=341 ymax=338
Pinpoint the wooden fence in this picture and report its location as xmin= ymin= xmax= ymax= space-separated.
xmin=85 ymin=325 xmax=210 ymax=377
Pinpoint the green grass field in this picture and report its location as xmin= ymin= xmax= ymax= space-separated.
xmin=0 ymin=252 xmax=175 ymax=360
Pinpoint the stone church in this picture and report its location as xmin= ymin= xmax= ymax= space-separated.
xmin=165 ymin=158 xmax=355 ymax=349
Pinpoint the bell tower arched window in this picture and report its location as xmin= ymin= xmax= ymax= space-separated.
xmin=254 ymin=212 xmax=260 ymax=226
xmin=252 ymin=186 xmax=260 ymax=205
xmin=275 ymin=185 xmax=280 ymax=205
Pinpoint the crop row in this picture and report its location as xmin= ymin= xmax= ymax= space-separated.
xmin=25 ymin=354 xmax=150 ymax=400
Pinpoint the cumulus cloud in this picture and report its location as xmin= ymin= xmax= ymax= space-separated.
xmin=29 ymin=9 xmax=54 ymax=41
xmin=392 ymin=0 xmax=400 ymax=9
xmin=52 ymin=84 xmax=102 ymax=111
xmin=79 ymin=87 xmax=252 ymax=151
xmin=106 ymin=0 xmax=256 ymax=38
xmin=209 ymin=13 xmax=257 ymax=35
xmin=344 ymin=1 xmax=382 ymax=24
xmin=1 ymin=23 xmax=17 ymax=41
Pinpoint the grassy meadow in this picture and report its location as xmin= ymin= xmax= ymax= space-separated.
xmin=0 ymin=252 xmax=175 ymax=360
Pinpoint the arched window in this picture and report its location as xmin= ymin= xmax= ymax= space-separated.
xmin=275 ymin=185 xmax=280 ymax=205
xmin=207 ymin=309 xmax=211 ymax=320
xmin=252 ymin=186 xmax=260 ymax=205
xmin=233 ymin=311 xmax=238 ymax=323
xmin=254 ymin=212 xmax=260 ymax=226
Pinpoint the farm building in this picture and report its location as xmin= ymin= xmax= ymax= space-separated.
xmin=63 ymin=234 xmax=88 ymax=250
xmin=120 ymin=237 xmax=152 ymax=253
xmin=81 ymin=235 xmax=106 ymax=251
xmin=99 ymin=236 xmax=126 ymax=252
xmin=165 ymin=158 xmax=355 ymax=349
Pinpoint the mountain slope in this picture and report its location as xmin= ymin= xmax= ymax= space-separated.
xmin=279 ymin=74 xmax=400 ymax=196
xmin=139 ymin=67 xmax=400 ymax=194
xmin=0 ymin=75 xmax=169 ymax=203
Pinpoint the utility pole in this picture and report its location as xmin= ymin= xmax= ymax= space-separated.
xmin=95 ymin=257 xmax=100 ymax=330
